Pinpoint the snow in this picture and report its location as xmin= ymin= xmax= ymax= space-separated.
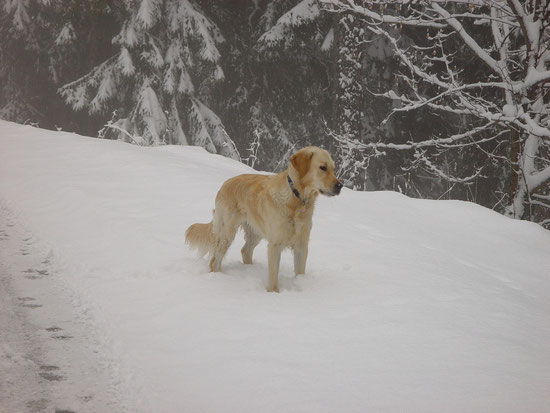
xmin=138 ymin=85 xmax=167 ymax=144
xmin=137 ymin=0 xmax=159 ymax=29
xmin=118 ymin=47 xmax=135 ymax=76
xmin=321 ymin=27 xmax=334 ymax=51
xmin=189 ymin=98 xmax=240 ymax=160
xmin=0 ymin=204 xmax=117 ymax=413
xmin=5 ymin=0 xmax=30 ymax=32
xmin=258 ymin=0 xmax=320 ymax=48
xmin=90 ymin=69 xmax=115 ymax=113
xmin=1 ymin=120 xmax=550 ymax=412
xmin=55 ymin=23 xmax=75 ymax=46
xmin=177 ymin=67 xmax=194 ymax=94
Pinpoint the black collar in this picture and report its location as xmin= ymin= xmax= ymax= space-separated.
xmin=287 ymin=175 xmax=304 ymax=204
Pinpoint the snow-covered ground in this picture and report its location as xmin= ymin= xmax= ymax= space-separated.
xmin=1 ymin=119 xmax=549 ymax=412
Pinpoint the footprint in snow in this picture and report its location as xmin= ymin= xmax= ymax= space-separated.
xmin=40 ymin=365 xmax=60 ymax=372
xmin=39 ymin=371 xmax=64 ymax=382
xmin=20 ymin=303 xmax=43 ymax=309
xmin=23 ymin=268 xmax=48 ymax=279
xmin=51 ymin=335 xmax=73 ymax=340
xmin=45 ymin=326 xmax=72 ymax=340
xmin=39 ymin=365 xmax=64 ymax=383
xmin=26 ymin=398 xmax=49 ymax=412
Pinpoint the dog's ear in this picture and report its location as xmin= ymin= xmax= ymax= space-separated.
xmin=290 ymin=150 xmax=314 ymax=178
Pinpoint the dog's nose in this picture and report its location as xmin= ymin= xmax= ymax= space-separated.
xmin=334 ymin=181 xmax=343 ymax=194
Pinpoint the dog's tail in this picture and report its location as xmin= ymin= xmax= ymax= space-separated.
xmin=185 ymin=221 xmax=215 ymax=257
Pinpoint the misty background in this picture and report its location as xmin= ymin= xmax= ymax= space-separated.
xmin=1 ymin=0 xmax=549 ymax=227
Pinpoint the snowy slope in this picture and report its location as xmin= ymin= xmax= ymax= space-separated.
xmin=1 ymin=120 xmax=550 ymax=413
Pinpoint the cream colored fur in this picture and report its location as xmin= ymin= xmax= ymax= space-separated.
xmin=185 ymin=146 xmax=341 ymax=292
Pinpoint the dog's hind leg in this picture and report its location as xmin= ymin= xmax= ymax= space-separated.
xmin=209 ymin=212 xmax=240 ymax=272
xmin=241 ymin=223 xmax=261 ymax=264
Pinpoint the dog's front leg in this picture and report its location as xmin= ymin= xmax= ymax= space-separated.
xmin=267 ymin=243 xmax=282 ymax=292
xmin=293 ymin=243 xmax=308 ymax=275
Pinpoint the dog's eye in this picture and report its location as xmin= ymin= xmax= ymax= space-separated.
xmin=320 ymin=166 xmax=327 ymax=171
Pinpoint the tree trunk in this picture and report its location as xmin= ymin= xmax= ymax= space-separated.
xmin=507 ymin=134 xmax=541 ymax=220
xmin=335 ymin=11 xmax=363 ymax=141
xmin=509 ymin=127 xmax=521 ymax=200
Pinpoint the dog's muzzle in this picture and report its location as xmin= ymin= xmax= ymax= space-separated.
xmin=321 ymin=181 xmax=343 ymax=196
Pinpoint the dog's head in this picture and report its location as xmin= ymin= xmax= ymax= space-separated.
xmin=289 ymin=147 xmax=343 ymax=197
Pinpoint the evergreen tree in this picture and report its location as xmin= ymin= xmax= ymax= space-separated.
xmin=249 ymin=0 xmax=332 ymax=169
xmin=254 ymin=1 xmax=406 ymax=190
xmin=0 ymin=0 xmax=52 ymax=124
xmin=58 ymin=0 xmax=239 ymax=159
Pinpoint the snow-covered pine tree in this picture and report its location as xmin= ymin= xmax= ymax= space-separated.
xmin=46 ymin=1 xmax=121 ymax=135
xmin=255 ymin=1 xmax=403 ymax=190
xmin=221 ymin=0 xmax=326 ymax=171
xmin=258 ymin=0 xmax=323 ymax=50
xmin=58 ymin=0 xmax=239 ymax=159
xmin=0 ymin=0 xmax=51 ymax=123
xmin=247 ymin=0 xmax=333 ymax=170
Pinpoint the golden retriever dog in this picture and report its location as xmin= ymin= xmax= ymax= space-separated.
xmin=185 ymin=146 xmax=342 ymax=292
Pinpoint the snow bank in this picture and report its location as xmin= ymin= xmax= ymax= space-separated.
xmin=1 ymin=120 xmax=549 ymax=412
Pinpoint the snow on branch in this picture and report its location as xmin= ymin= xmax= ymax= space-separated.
xmin=322 ymin=0 xmax=447 ymax=28
xmin=429 ymin=2 xmax=501 ymax=74
xmin=58 ymin=56 xmax=119 ymax=111
xmin=190 ymin=98 xmax=240 ymax=160
xmin=413 ymin=150 xmax=485 ymax=184
xmin=328 ymin=0 xmax=550 ymax=224
xmin=329 ymin=123 xmax=501 ymax=152
xmin=257 ymin=0 xmax=321 ymax=49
